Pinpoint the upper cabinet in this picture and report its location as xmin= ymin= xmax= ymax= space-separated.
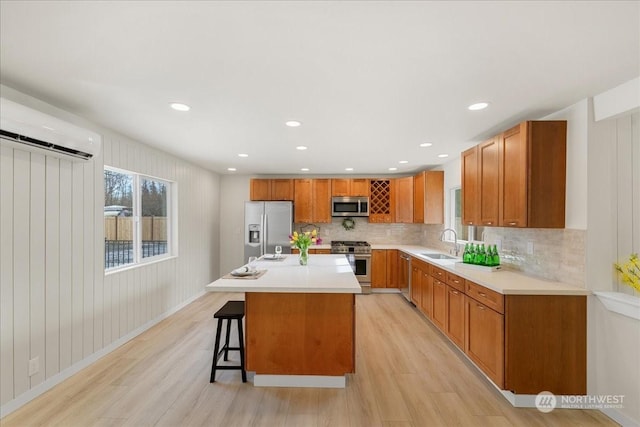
xmin=294 ymin=178 xmax=331 ymax=223
xmin=413 ymin=171 xmax=444 ymax=224
xmin=331 ymin=178 xmax=370 ymax=197
xmin=462 ymin=120 xmax=567 ymax=228
xmin=369 ymin=179 xmax=394 ymax=223
xmin=250 ymin=179 xmax=294 ymax=201
xmin=394 ymin=176 xmax=414 ymax=223
xmin=499 ymin=121 xmax=566 ymax=228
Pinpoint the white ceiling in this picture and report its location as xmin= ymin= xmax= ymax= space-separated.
xmin=1 ymin=1 xmax=638 ymax=175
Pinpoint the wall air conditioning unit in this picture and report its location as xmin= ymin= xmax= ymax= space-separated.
xmin=0 ymin=97 xmax=101 ymax=161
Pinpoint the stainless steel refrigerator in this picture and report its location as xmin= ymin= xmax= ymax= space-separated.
xmin=244 ymin=201 xmax=293 ymax=260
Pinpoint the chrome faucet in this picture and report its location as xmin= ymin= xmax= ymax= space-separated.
xmin=440 ymin=228 xmax=459 ymax=256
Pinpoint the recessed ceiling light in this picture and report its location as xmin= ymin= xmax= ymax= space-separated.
xmin=438 ymin=154 xmax=449 ymax=158
xmin=296 ymin=146 xmax=308 ymax=150
xmin=399 ymin=160 xmax=408 ymax=164
xmin=227 ymin=167 xmax=237 ymax=172
xmin=345 ymin=167 xmax=354 ymax=171
xmin=468 ymin=102 xmax=489 ymax=111
xmin=419 ymin=142 xmax=433 ymax=147
xmin=238 ymin=153 xmax=249 ymax=158
xmin=170 ymin=102 xmax=191 ymax=111
xmin=388 ymin=167 xmax=398 ymax=171
xmin=286 ymin=120 xmax=302 ymax=127
xmin=301 ymin=168 xmax=310 ymax=172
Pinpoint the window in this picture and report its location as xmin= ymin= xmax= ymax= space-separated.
xmin=104 ymin=167 xmax=173 ymax=270
xmin=449 ymin=187 xmax=469 ymax=241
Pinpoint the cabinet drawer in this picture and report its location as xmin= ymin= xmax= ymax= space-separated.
xmin=465 ymin=280 xmax=504 ymax=314
xmin=446 ymin=272 xmax=465 ymax=292
xmin=430 ymin=265 xmax=446 ymax=281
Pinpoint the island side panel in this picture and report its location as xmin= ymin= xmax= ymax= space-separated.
xmin=245 ymin=292 xmax=355 ymax=375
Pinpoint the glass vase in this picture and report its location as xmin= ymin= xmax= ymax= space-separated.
xmin=299 ymin=246 xmax=309 ymax=265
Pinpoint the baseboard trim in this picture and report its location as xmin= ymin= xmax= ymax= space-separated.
xmin=0 ymin=290 xmax=206 ymax=419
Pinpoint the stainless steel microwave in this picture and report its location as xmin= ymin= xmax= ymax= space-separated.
xmin=331 ymin=197 xmax=369 ymax=217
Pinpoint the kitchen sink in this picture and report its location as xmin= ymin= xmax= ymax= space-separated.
xmin=421 ymin=253 xmax=457 ymax=260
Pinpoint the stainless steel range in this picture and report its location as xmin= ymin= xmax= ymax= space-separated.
xmin=331 ymin=240 xmax=371 ymax=294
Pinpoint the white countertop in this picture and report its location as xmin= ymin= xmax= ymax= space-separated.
xmin=206 ymin=254 xmax=362 ymax=294
xmin=395 ymin=246 xmax=590 ymax=296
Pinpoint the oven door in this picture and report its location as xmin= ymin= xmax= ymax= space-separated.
xmin=346 ymin=253 xmax=371 ymax=294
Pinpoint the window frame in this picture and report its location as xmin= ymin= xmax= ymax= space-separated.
xmin=104 ymin=166 xmax=175 ymax=273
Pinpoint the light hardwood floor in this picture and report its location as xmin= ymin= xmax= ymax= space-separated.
xmin=3 ymin=292 xmax=616 ymax=426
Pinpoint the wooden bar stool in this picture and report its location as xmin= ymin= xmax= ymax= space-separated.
xmin=210 ymin=300 xmax=246 ymax=383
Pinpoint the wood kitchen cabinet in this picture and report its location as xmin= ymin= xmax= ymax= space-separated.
xmin=421 ymin=270 xmax=433 ymax=317
xmin=465 ymin=295 xmax=505 ymax=388
xmin=479 ymin=137 xmax=500 ymax=226
xmin=294 ymin=179 xmax=331 ymax=223
xmin=461 ymin=146 xmax=480 ymax=226
xmin=431 ymin=278 xmax=447 ymax=331
xmin=411 ymin=264 xmax=422 ymax=306
xmin=499 ymin=121 xmax=566 ymax=228
xmin=394 ymin=176 xmax=413 ymax=223
xmin=386 ymin=249 xmax=399 ymax=288
xmin=371 ymin=249 xmax=388 ymax=288
xmin=331 ymin=178 xmax=369 ymax=197
xmin=445 ymin=285 xmax=466 ymax=349
xmin=250 ymin=179 xmax=294 ymax=201
xmin=462 ymin=120 xmax=567 ymax=228
xmin=413 ymin=171 xmax=444 ymax=224
xmin=369 ymin=179 xmax=394 ymax=223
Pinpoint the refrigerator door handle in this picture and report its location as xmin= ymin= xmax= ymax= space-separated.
xmin=262 ymin=213 xmax=268 ymax=256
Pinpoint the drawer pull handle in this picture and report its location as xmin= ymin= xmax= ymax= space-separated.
xmin=485 ymin=222 xmax=492 ymax=225
xmin=477 ymin=305 xmax=485 ymax=310
xmin=508 ymin=222 xmax=517 ymax=226
xmin=451 ymin=290 xmax=459 ymax=295
xmin=479 ymin=292 xmax=487 ymax=297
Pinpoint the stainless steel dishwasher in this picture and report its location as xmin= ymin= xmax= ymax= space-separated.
xmin=399 ymin=253 xmax=412 ymax=302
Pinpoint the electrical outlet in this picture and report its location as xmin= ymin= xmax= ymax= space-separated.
xmin=527 ymin=241 xmax=534 ymax=255
xmin=28 ymin=357 xmax=39 ymax=376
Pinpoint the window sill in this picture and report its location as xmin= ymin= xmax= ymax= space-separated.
xmin=594 ymin=291 xmax=640 ymax=321
xmin=105 ymin=255 xmax=178 ymax=276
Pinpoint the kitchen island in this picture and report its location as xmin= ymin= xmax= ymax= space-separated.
xmin=205 ymin=254 xmax=361 ymax=388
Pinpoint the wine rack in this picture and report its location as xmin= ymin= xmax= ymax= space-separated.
xmin=369 ymin=179 xmax=392 ymax=223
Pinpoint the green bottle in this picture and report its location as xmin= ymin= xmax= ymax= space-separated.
xmin=467 ymin=243 xmax=476 ymax=264
xmin=492 ymin=244 xmax=500 ymax=266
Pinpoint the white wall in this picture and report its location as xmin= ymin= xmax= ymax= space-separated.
xmin=219 ymin=175 xmax=251 ymax=274
xmin=0 ymin=86 xmax=220 ymax=416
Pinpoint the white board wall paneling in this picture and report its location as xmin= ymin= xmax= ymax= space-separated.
xmin=119 ymin=270 xmax=127 ymax=339
xmin=71 ymin=161 xmax=84 ymax=364
xmin=127 ymin=267 xmax=135 ymax=335
xmin=633 ymin=113 xmax=640 ymax=254
xmin=83 ymin=160 xmax=95 ymax=358
xmin=110 ymin=273 xmax=119 ymax=341
xmin=0 ymin=145 xmax=15 ymax=405
xmin=13 ymin=149 xmax=30 ymax=397
xmin=94 ymin=147 xmax=104 ymax=352
xmin=29 ymin=153 xmax=46 ymax=388
xmin=617 ymin=115 xmax=634 ymax=257
xmin=58 ymin=159 xmax=73 ymax=372
xmin=133 ymin=266 xmax=141 ymax=329
xmin=45 ymin=156 xmax=61 ymax=380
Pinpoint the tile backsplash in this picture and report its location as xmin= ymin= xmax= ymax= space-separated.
xmin=296 ymin=219 xmax=586 ymax=287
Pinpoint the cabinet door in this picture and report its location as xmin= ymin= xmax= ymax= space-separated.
xmin=499 ymin=123 xmax=527 ymax=227
xmin=371 ymin=249 xmax=387 ymax=288
xmin=465 ymin=296 xmax=504 ymax=388
xmin=421 ymin=271 xmax=433 ymax=318
xmin=250 ymin=179 xmax=271 ymax=201
xmin=413 ymin=172 xmax=425 ymax=223
xmin=331 ymin=179 xmax=351 ymax=196
xmin=424 ymin=171 xmax=444 ymax=224
xmin=314 ymin=249 xmax=331 ymax=254
xmin=294 ymin=179 xmax=313 ymax=223
xmin=351 ymin=179 xmax=370 ymax=197
xmin=479 ymin=137 xmax=500 ymax=226
xmin=312 ymin=179 xmax=332 ymax=223
xmin=369 ymin=179 xmax=393 ymax=223
xmin=445 ymin=286 xmax=465 ymax=349
xmin=411 ymin=266 xmax=422 ymax=306
xmin=270 ymin=179 xmax=294 ymax=201
xmin=461 ymin=146 xmax=480 ymax=225
xmin=431 ymin=278 xmax=446 ymax=331
xmin=386 ymin=249 xmax=398 ymax=288
xmin=394 ymin=176 xmax=413 ymax=223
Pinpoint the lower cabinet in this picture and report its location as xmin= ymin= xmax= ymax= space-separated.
xmin=372 ymin=249 xmax=400 ymax=288
xmin=445 ymin=285 xmax=465 ymax=349
xmin=431 ymin=278 xmax=447 ymax=330
xmin=407 ymin=255 xmax=586 ymax=396
xmin=465 ymin=295 xmax=505 ymax=388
